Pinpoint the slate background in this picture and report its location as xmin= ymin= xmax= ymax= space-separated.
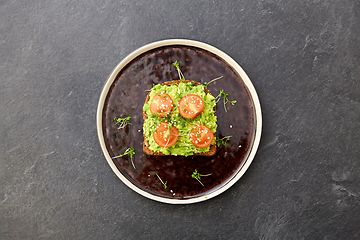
xmin=1 ymin=0 xmax=359 ymax=239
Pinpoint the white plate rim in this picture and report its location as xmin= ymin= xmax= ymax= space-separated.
xmin=96 ymin=39 xmax=262 ymax=204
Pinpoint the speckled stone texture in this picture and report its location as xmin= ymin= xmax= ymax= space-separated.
xmin=1 ymin=0 xmax=359 ymax=239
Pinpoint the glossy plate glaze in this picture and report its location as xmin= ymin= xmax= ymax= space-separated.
xmin=96 ymin=39 xmax=262 ymax=204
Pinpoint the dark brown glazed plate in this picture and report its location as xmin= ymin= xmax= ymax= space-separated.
xmin=96 ymin=39 xmax=262 ymax=204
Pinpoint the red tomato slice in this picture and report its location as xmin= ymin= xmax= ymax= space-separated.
xmin=150 ymin=92 xmax=173 ymax=117
xmin=153 ymin=123 xmax=179 ymax=148
xmin=178 ymin=94 xmax=204 ymax=119
xmin=189 ymin=124 xmax=214 ymax=148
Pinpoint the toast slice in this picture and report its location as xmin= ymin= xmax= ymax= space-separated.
xmin=143 ymin=80 xmax=217 ymax=156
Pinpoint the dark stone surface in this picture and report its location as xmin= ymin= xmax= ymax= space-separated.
xmin=1 ymin=0 xmax=359 ymax=239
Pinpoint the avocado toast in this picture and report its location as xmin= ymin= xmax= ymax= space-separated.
xmin=143 ymin=80 xmax=217 ymax=157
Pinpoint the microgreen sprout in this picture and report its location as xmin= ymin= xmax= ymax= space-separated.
xmin=163 ymin=123 xmax=174 ymax=146
xmin=156 ymin=174 xmax=168 ymax=189
xmin=114 ymin=116 xmax=132 ymax=129
xmin=167 ymin=122 xmax=173 ymax=131
xmin=173 ymin=60 xmax=185 ymax=81
xmin=191 ymin=169 xmax=212 ymax=186
xmin=112 ymin=147 xmax=136 ymax=169
xmin=216 ymin=136 xmax=232 ymax=147
xmin=215 ymin=90 xmax=237 ymax=113
xmin=203 ymin=76 xmax=223 ymax=88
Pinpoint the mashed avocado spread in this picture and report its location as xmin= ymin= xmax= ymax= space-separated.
xmin=143 ymin=81 xmax=217 ymax=156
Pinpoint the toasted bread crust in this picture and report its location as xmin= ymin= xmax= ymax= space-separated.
xmin=143 ymin=80 xmax=217 ymax=156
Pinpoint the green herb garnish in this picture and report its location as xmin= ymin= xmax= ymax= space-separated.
xmin=191 ymin=169 xmax=212 ymax=186
xmin=215 ymin=90 xmax=236 ymax=113
xmin=114 ymin=116 xmax=132 ymax=129
xmin=173 ymin=60 xmax=185 ymax=81
xmin=156 ymin=174 xmax=168 ymax=189
xmin=112 ymin=147 xmax=136 ymax=169
xmin=203 ymin=76 xmax=223 ymax=88
xmin=216 ymin=136 xmax=232 ymax=147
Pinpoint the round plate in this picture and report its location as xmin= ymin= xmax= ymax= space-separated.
xmin=96 ymin=39 xmax=262 ymax=204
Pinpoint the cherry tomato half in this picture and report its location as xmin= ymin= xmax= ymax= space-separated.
xmin=153 ymin=123 xmax=179 ymax=148
xmin=178 ymin=94 xmax=204 ymax=119
xmin=189 ymin=124 xmax=214 ymax=148
xmin=150 ymin=92 xmax=173 ymax=117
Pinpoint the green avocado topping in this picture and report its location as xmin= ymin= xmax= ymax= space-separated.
xmin=143 ymin=81 xmax=217 ymax=156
